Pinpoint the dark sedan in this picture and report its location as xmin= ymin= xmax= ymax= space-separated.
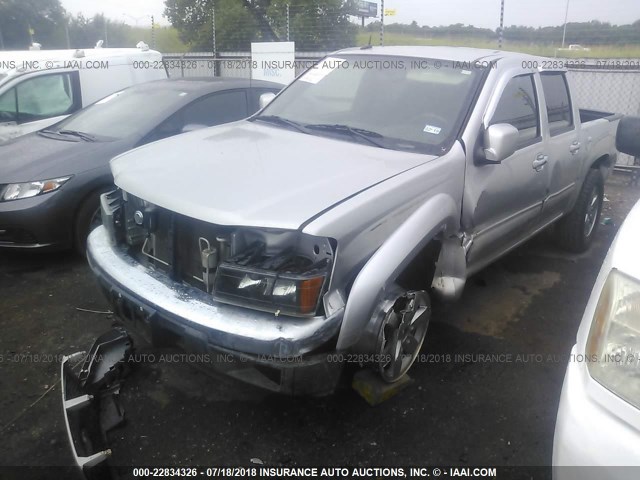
xmin=0 ymin=78 xmax=281 ymax=253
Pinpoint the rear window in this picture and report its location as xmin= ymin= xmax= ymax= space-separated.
xmin=540 ymin=73 xmax=573 ymax=136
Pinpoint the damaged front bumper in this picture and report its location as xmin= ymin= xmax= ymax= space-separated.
xmin=86 ymin=227 xmax=345 ymax=395
xmin=61 ymin=329 xmax=133 ymax=479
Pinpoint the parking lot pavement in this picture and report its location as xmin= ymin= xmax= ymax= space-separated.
xmin=1 ymin=173 xmax=639 ymax=475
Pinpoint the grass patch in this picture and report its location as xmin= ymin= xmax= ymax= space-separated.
xmin=355 ymin=32 xmax=640 ymax=58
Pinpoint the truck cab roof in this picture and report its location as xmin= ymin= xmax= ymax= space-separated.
xmin=335 ymin=45 xmax=561 ymax=71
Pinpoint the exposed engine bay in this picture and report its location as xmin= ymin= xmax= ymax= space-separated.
xmin=102 ymin=189 xmax=335 ymax=317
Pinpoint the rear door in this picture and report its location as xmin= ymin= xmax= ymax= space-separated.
xmin=466 ymin=73 xmax=550 ymax=269
xmin=538 ymin=72 xmax=582 ymax=222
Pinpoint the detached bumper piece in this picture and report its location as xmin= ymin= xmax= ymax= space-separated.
xmin=61 ymin=328 xmax=134 ymax=480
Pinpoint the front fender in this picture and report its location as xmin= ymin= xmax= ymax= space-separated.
xmin=336 ymin=193 xmax=460 ymax=351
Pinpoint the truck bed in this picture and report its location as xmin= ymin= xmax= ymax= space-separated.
xmin=579 ymin=108 xmax=621 ymax=124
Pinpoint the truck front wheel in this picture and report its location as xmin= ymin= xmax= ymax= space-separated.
xmin=555 ymin=169 xmax=604 ymax=253
xmin=376 ymin=290 xmax=431 ymax=383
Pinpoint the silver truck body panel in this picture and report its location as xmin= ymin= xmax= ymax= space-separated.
xmin=110 ymin=121 xmax=434 ymax=231
xmin=87 ymin=46 xmax=620 ymax=392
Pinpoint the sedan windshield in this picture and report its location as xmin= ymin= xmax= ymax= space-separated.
xmin=257 ymin=54 xmax=485 ymax=155
xmin=50 ymin=85 xmax=189 ymax=140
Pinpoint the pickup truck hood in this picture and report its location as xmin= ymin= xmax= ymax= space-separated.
xmin=111 ymin=121 xmax=435 ymax=230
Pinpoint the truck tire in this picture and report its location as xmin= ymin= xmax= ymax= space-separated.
xmin=376 ymin=290 xmax=431 ymax=383
xmin=555 ymin=169 xmax=604 ymax=253
xmin=74 ymin=188 xmax=109 ymax=257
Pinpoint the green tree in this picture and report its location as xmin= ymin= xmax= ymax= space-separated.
xmin=0 ymin=0 xmax=66 ymax=49
xmin=268 ymin=0 xmax=356 ymax=50
xmin=164 ymin=0 xmax=356 ymax=51
xmin=66 ymin=14 xmax=133 ymax=49
xmin=165 ymin=0 xmax=261 ymax=50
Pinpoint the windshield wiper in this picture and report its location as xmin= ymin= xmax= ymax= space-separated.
xmin=253 ymin=115 xmax=308 ymax=134
xmin=57 ymin=129 xmax=97 ymax=142
xmin=305 ymin=124 xmax=386 ymax=148
xmin=37 ymin=129 xmax=80 ymax=142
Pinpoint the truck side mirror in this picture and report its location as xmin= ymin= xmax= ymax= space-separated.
xmin=616 ymin=115 xmax=640 ymax=157
xmin=259 ymin=92 xmax=276 ymax=109
xmin=481 ymin=123 xmax=519 ymax=164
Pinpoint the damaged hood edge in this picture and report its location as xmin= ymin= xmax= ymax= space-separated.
xmin=111 ymin=121 xmax=437 ymax=230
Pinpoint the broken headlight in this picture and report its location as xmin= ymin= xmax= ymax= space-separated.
xmin=213 ymin=242 xmax=330 ymax=317
xmin=586 ymin=268 xmax=640 ymax=410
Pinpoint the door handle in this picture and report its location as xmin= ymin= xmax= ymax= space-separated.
xmin=532 ymin=154 xmax=548 ymax=171
xmin=569 ymin=141 xmax=581 ymax=154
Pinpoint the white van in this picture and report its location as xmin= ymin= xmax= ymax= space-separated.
xmin=0 ymin=43 xmax=167 ymax=142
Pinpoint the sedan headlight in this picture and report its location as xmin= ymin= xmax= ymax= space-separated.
xmin=213 ymin=262 xmax=329 ymax=317
xmin=1 ymin=176 xmax=72 ymax=201
xmin=586 ymin=268 xmax=640 ymax=409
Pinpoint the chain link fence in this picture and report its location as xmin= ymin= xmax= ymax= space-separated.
xmin=164 ymin=52 xmax=640 ymax=166
xmin=163 ymin=51 xmax=327 ymax=78
xmin=567 ymin=64 xmax=640 ymax=166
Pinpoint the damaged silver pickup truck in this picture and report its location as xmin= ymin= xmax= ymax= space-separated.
xmin=84 ymin=46 xmax=619 ymax=396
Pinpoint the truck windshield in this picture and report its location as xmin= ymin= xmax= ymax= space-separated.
xmin=256 ymin=54 xmax=485 ymax=155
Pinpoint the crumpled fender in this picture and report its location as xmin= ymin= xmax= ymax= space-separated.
xmin=336 ymin=193 xmax=460 ymax=351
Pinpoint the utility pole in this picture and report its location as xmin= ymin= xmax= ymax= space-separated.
xmin=286 ymin=4 xmax=290 ymax=41
xmin=498 ymin=0 xmax=504 ymax=49
xmin=65 ymin=16 xmax=71 ymax=48
xmin=561 ymin=0 xmax=570 ymax=49
xmin=380 ymin=0 xmax=384 ymax=46
xmin=212 ymin=0 xmax=217 ymax=76
xmin=151 ymin=15 xmax=156 ymax=49
xmin=0 ymin=24 xmax=4 ymax=50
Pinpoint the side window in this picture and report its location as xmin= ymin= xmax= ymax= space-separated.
xmin=490 ymin=74 xmax=540 ymax=147
xmin=15 ymin=73 xmax=79 ymax=123
xmin=181 ymin=90 xmax=249 ymax=127
xmin=0 ymin=88 xmax=17 ymax=122
xmin=142 ymin=91 xmax=251 ymax=145
xmin=540 ymin=73 xmax=573 ymax=135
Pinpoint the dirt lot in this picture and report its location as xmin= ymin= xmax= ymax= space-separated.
xmin=1 ymin=173 xmax=639 ymax=478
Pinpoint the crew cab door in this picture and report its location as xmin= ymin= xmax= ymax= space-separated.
xmin=465 ymin=73 xmax=550 ymax=270
xmin=537 ymin=72 xmax=582 ymax=222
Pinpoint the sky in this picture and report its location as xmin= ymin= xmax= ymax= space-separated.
xmin=60 ymin=0 xmax=640 ymax=29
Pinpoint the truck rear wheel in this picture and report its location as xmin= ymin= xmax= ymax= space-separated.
xmin=555 ymin=169 xmax=604 ymax=253
xmin=376 ymin=290 xmax=431 ymax=383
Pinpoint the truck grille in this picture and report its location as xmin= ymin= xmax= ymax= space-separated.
xmin=120 ymin=196 xmax=234 ymax=294
xmin=111 ymin=191 xmax=333 ymax=318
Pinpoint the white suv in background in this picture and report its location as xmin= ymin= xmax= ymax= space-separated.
xmin=553 ymin=115 xmax=640 ymax=476
xmin=0 ymin=43 xmax=167 ymax=142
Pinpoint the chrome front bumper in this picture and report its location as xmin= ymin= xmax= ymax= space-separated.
xmin=86 ymin=227 xmax=345 ymax=394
